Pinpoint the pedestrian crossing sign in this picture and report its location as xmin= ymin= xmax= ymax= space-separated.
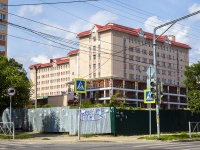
xmin=144 ymin=89 xmax=155 ymax=104
xmin=74 ymin=78 xmax=86 ymax=93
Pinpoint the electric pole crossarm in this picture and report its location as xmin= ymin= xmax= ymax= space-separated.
xmin=155 ymin=10 xmax=200 ymax=31
xmin=155 ymin=21 xmax=176 ymax=41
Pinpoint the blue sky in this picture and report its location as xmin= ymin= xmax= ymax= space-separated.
xmin=7 ymin=0 xmax=200 ymax=76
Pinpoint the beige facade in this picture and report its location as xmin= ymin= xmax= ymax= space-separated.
xmin=77 ymin=23 xmax=190 ymax=109
xmin=29 ymin=50 xmax=78 ymax=105
xmin=0 ymin=0 xmax=8 ymax=56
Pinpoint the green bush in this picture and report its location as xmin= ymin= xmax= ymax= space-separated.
xmin=42 ymin=104 xmax=52 ymax=108
xmin=0 ymin=133 xmax=34 ymax=139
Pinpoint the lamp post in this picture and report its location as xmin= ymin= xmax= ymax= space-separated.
xmin=34 ymin=65 xmax=41 ymax=108
xmin=153 ymin=10 xmax=200 ymax=140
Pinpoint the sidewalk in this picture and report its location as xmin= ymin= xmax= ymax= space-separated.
xmin=3 ymin=132 xmax=149 ymax=144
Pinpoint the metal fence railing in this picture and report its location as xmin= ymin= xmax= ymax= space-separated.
xmin=0 ymin=122 xmax=15 ymax=140
xmin=188 ymin=121 xmax=200 ymax=138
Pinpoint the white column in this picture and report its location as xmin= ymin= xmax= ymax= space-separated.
xmin=167 ymin=86 xmax=170 ymax=109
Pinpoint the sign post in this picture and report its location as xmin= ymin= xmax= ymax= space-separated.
xmin=146 ymin=65 xmax=155 ymax=137
xmin=7 ymin=87 xmax=16 ymax=122
xmin=74 ymin=78 xmax=86 ymax=141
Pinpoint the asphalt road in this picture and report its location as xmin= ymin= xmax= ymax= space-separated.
xmin=1 ymin=141 xmax=200 ymax=150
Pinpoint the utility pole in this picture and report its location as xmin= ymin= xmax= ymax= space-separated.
xmin=153 ymin=10 xmax=200 ymax=140
xmin=34 ymin=65 xmax=41 ymax=108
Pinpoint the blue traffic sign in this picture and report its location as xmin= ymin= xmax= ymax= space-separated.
xmin=144 ymin=89 xmax=155 ymax=104
xmin=74 ymin=78 xmax=86 ymax=93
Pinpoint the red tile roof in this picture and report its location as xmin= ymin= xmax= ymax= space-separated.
xmin=29 ymin=50 xmax=79 ymax=69
xmin=68 ymin=49 xmax=79 ymax=56
xmin=77 ymin=23 xmax=191 ymax=49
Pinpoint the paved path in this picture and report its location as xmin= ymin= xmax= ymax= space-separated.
xmin=1 ymin=140 xmax=200 ymax=150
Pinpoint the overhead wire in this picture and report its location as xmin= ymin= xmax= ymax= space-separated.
xmin=87 ymin=1 xmax=200 ymax=41
xmin=7 ymin=20 xmax=196 ymax=67
xmin=6 ymin=0 xmax=99 ymax=6
xmin=111 ymin=0 xmax=200 ymax=34
xmin=5 ymin=2 xmax=198 ymax=77
xmin=3 ymin=7 xmax=199 ymax=57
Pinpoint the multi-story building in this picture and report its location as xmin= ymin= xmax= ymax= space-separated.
xmin=29 ymin=50 xmax=79 ymax=106
xmin=29 ymin=23 xmax=190 ymax=109
xmin=0 ymin=0 xmax=8 ymax=56
xmin=77 ymin=23 xmax=190 ymax=109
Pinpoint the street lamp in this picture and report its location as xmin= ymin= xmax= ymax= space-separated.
xmin=34 ymin=65 xmax=41 ymax=108
xmin=153 ymin=10 xmax=200 ymax=140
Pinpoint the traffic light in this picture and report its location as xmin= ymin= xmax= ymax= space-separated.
xmin=150 ymin=80 xmax=157 ymax=99
xmin=74 ymin=93 xmax=79 ymax=101
xmin=159 ymin=82 xmax=164 ymax=98
xmin=159 ymin=82 xmax=164 ymax=103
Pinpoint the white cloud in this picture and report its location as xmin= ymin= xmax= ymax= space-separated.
xmin=89 ymin=11 xmax=118 ymax=25
xmin=66 ymin=11 xmax=118 ymax=40
xmin=53 ymin=54 xmax=64 ymax=59
xmin=188 ymin=3 xmax=200 ymax=22
xmin=144 ymin=16 xmax=189 ymax=43
xmin=17 ymin=5 xmax=43 ymax=17
xmin=31 ymin=54 xmax=49 ymax=63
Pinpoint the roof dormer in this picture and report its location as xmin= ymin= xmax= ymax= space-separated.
xmin=164 ymin=36 xmax=170 ymax=44
xmin=139 ymin=29 xmax=144 ymax=37
xmin=91 ymin=25 xmax=98 ymax=33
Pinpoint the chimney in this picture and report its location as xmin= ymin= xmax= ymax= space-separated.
xmin=168 ymin=35 xmax=175 ymax=41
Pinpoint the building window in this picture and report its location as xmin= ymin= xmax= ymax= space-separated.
xmin=124 ymin=58 xmax=126 ymax=63
xmin=129 ymin=64 xmax=134 ymax=70
xmin=142 ymin=49 xmax=147 ymax=54
xmin=129 ymin=47 xmax=134 ymax=52
xmin=93 ymin=73 xmax=96 ymax=78
xmin=0 ymin=14 xmax=6 ymax=20
xmin=93 ymin=64 xmax=96 ymax=69
xmin=93 ymin=46 xmax=96 ymax=51
xmin=98 ymin=72 xmax=100 ymax=77
xmin=98 ymin=34 xmax=100 ymax=40
xmin=136 ymin=65 xmax=140 ymax=70
xmin=98 ymin=63 xmax=100 ymax=68
xmin=0 ymin=35 xmax=5 ymax=41
xmin=129 ymin=74 xmax=134 ymax=79
xmin=93 ymin=55 xmax=96 ymax=59
xmin=136 ymin=56 xmax=140 ymax=62
xmin=0 ymin=45 xmax=5 ymax=51
xmin=0 ymin=24 xmax=6 ymax=30
xmin=129 ymin=55 xmax=134 ymax=60
xmin=0 ymin=3 xmax=6 ymax=10
xmin=135 ymin=48 xmax=140 ymax=53
xmin=98 ymin=45 xmax=100 ymax=50
xmin=149 ymin=51 xmax=153 ymax=56
xmin=98 ymin=53 xmax=100 ymax=59
xmin=149 ymin=59 xmax=153 ymax=64
xmin=93 ymin=36 xmax=96 ymax=42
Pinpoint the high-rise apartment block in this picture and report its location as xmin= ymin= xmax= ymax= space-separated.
xmin=30 ymin=23 xmax=190 ymax=109
xmin=0 ymin=0 xmax=7 ymax=56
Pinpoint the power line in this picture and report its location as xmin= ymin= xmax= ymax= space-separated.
xmin=5 ymin=10 xmax=195 ymax=61
xmin=7 ymin=0 xmax=99 ymax=6
xmin=109 ymin=0 xmax=200 ymax=34
xmin=8 ymin=20 xmax=194 ymax=64
xmin=88 ymin=1 xmax=200 ymax=40
xmin=38 ymin=0 xmax=200 ymax=42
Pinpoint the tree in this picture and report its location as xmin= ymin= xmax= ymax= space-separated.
xmin=184 ymin=61 xmax=200 ymax=113
xmin=95 ymin=91 xmax=99 ymax=104
xmin=0 ymin=56 xmax=32 ymax=112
